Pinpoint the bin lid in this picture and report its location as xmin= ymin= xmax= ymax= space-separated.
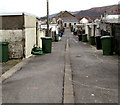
xmin=101 ymin=36 xmax=113 ymax=39
xmin=82 ymin=34 xmax=87 ymax=36
xmin=90 ymin=36 xmax=95 ymax=38
xmin=0 ymin=42 xmax=9 ymax=45
xmin=41 ymin=37 xmax=52 ymax=39
xmin=95 ymin=35 xmax=101 ymax=37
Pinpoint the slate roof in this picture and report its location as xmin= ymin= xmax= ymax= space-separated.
xmin=61 ymin=17 xmax=78 ymax=22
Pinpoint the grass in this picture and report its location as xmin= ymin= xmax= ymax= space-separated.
xmin=0 ymin=59 xmax=22 ymax=75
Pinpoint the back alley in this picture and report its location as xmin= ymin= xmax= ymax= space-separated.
xmin=2 ymin=29 xmax=118 ymax=104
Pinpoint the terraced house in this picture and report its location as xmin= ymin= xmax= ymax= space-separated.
xmin=51 ymin=11 xmax=78 ymax=28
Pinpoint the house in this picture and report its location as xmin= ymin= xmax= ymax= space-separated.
xmin=77 ymin=17 xmax=94 ymax=40
xmin=0 ymin=13 xmax=39 ymax=59
xmin=51 ymin=11 xmax=78 ymax=28
xmin=79 ymin=17 xmax=93 ymax=23
xmin=79 ymin=17 xmax=89 ymax=24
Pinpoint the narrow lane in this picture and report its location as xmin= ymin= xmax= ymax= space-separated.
xmin=2 ymin=29 xmax=118 ymax=104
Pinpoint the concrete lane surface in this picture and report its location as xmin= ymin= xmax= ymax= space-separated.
xmin=2 ymin=29 xmax=118 ymax=104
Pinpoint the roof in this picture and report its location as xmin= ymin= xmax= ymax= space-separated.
xmin=61 ymin=17 xmax=78 ymax=22
xmin=102 ymin=15 xmax=120 ymax=23
xmin=0 ymin=12 xmax=38 ymax=18
xmin=0 ymin=12 xmax=23 ymax=16
xmin=53 ymin=11 xmax=76 ymax=19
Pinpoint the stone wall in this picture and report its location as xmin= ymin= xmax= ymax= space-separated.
xmin=0 ymin=30 xmax=24 ymax=59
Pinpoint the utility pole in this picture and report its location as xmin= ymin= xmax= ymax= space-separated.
xmin=46 ymin=0 xmax=49 ymax=37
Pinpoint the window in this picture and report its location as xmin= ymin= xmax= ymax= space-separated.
xmin=64 ymin=23 xmax=67 ymax=27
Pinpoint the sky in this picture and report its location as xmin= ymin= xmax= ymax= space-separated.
xmin=0 ymin=0 xmax=119 ymax=17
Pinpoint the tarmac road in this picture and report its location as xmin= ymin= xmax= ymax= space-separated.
xmin=2 ymin=29 xmax=118 ymax=104
xmin=68 ymin=31 xmax=118 ymax=103
xmin=2 ymin=35 xmax=66 ymax=103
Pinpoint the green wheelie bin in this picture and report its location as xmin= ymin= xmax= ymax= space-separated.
xmin=89 ymin=36 xmax=96 ymax=45
xmin=55 ymin=34 xmax=59 ymax=42
xmin=95 ymin=35 xmax=102 ymax=50
xmin=78 ymin=34 xmax=82 ymax=41
xmin=41 ymin=37 xmax=52 ymax=53
xmin=101 ymin=36 xmax=113 ymax=55
xmin=0 ymin=42 xmax=9 ymax=62
xmin=82 ymin=34 xmax=88 ymax=42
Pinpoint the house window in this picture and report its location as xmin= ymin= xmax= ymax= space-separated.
xmin=64 ymin=23 xmax=67 ymax=27
xmin=69 ymin=23 xmax=71 ymax=27
xmin=58 ymin=21 xmax=60 ymax=24
xmin=74 ymin=23 xmax=76 ymax=25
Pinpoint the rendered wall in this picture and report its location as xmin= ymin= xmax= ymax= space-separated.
xmin=24 ymin=15 xmax=37 ymax=58
xmin=0 ymin=30 xmax=24 ymax=59
xmin=37 ymin=29 xmax=45 ymax=49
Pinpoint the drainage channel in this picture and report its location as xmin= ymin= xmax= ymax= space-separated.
xmin=63 ymin=39 xmax=75 ymax=104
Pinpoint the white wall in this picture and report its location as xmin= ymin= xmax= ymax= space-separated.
xmin=95 ymin=27 xmax=101 ymax=35
xmin=24 ymin=15 xmax=36 ymax=28
xmin=84 ymin=24 xmax=89 ymax=40
xmin=80 ymin=18 xmax=89 ymax=24
xmin=24 ymin=28 xmax=36 ymax=58
xmin=37 ymin=29 xmax=45 ymax=48
xmin=24 ymin=15 xmax=37 ymax=58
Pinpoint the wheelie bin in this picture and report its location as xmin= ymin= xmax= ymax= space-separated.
xmin=82 ymin=34 xmax=88 ymax=42
xmin=89 ymin=36 xmax=96 ymax=45
xmin=95 ymin=35 xmax=102 ymax=50
xmin=55 ymin=34 xmax=59 ymax=42
xmin=101 ymin=36 xmax=113 ymax=55
xmin=78 ymin=34 xmax=82 ymax=41
xmin=41 ymin=37 xmax=52 ymax=53
xmin=0 ymin=42 xmax=9 ymax=62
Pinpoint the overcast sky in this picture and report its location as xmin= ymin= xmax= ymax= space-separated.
xmin=0 ymin=0 xmax=119 ymax=17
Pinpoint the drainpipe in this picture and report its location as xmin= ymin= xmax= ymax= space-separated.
xmin=36 ymin=20 xmax=38 ymax=46
xmin=93 ymin=24 xmax=96 ymax=36
xmin=46 ymin=0 xmax=50 ymax=37
xmin=22 ymin=13 xmax=25 ymax=58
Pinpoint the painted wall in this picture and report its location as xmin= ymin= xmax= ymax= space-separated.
xmin=24 ymin=15 xmax=37 ymax=58
xmin=84 ymin=24 xmax=89 ymax=40
xmin=95 ymin=27 xmax=101 ymax=35
xmin=24 ymin=15 xmax=36 ymax=28
xmin=37 ymin=29 xmax=45 ymax=48
xmin=80 ymin=18 xmax=89 ymax=24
